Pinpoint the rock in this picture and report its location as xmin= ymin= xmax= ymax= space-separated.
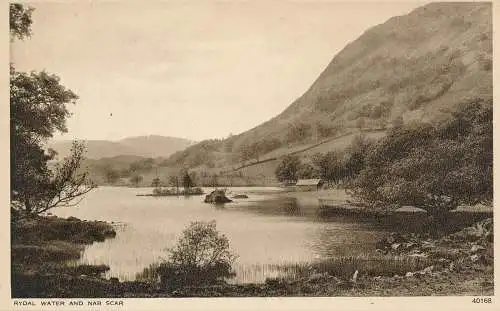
xmin=232 ymin=194 xmax=248 ymax=199
xmin=420 ymin=241 xmax=435 ymax=250
xmin=470 ymin=254 xmax=480 ymax=262
xmin=421 ymin=266 xmax=434 ymax=274
xmin=405 ymin=242 xmax=416 ymax=249
xmin=307 ymin=272 xmax=327 ymax=283
xmin=405 ymin=272 xmax=414 ymax=277
xmin=352 ymin=270 xmax=359 ymax=283
xmin=449 ymin=262 xmax=455 ymax=271
xmin=395 ymin=206 xmax=427 ymax=213
xmin=386 ymin=233 xmax=403 ymax=244
xmin=391 ymin=243 xmax=402 ymax=250
xmin=408 ymin=253 xmax=428 ymax=258
xmin=469 ymin=254 xmax=487 ymax=264
xmin=470 ymin=245 xmax=486 ymax=253
xmin=204 ymin=190 xmax=232 ymax=204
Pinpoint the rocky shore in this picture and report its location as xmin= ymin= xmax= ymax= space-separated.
xmin=11 ymin=215 xmax=493 ymax=298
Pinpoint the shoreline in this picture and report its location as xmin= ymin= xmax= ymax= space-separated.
xmin=10 ymin=213 xmax=493 ymax=298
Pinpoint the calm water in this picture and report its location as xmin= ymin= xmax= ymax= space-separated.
xmin=52 ymin=186 xmax=389 ymax=283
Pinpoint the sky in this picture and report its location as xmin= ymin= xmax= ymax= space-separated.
xmin=11 ymin=1 xmax=424 ymax=142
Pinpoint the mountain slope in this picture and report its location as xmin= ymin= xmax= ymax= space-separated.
xmin=50 ymin=135 xmax=195 ymax=159
xmin=165 ymin=2 xmax=492 ymax=174
xmin=231 ymin=2 xmax=492 ymax=147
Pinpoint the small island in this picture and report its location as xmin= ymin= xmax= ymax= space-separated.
xmin=137 ymin=171 xmax=204 ymax=196
xmin=138 ymin=187 xmax=204 ymax=197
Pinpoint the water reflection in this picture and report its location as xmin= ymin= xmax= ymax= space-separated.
xmin=53 ymin=187 xmax=390 ymax=283
xmin=279 ymin=197 xmax=302 ymax=216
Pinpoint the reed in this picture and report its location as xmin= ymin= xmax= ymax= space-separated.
xmin=231 ymin=255 xmax=432 ymax=283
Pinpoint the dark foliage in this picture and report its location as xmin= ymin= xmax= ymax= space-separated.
xmin=350 ymin=99 xmax=492 ymax=214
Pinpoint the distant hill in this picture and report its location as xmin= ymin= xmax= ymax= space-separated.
xmin=49 ymin=135 xmax=195 ymax=160
xmin=163 ymin=2 xmax=492 ymax=179
xmin=62 ymin=2 xmax=492 ymax=187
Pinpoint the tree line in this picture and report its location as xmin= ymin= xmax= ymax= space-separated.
xmin=275 ymin=99 xmax=493 ymax=215
xmin=274 ymin=134 xmax=374 ymax=185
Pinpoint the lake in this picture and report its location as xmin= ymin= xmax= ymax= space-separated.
xmin=52 ymin=186 xmax=390 ymax=283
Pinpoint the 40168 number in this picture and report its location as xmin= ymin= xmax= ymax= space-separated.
xmin=472 ymin=297 xmax=492 ymax=303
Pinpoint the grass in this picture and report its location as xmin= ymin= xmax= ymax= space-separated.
xmin=291 ymin=256 xmax=431 ymax=279
xmin=12 ymin=241 xmax=84 ymax=265
xmin=137 ymin=255 xmax=432 ymax=285
xmin=235 ymin=255 xmax=432 ymax=283
xmin=12 ymin=215 xmax=116 ymax=245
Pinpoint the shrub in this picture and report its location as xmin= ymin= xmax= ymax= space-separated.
xmin=350 ymin=99 xmax=492 ymax=214
xmin=148 ymin=221 xmax=237 ymax=290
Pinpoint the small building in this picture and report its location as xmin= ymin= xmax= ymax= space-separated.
xmin=280 ymin=180 xmax=297 ymax=187
xmin=394 ymin=206 xmax=427 ymax=213
xmin=295 ymin=179 xmax=324 ymax=191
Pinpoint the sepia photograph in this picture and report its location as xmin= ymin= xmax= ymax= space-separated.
xmin=7 ymin=0 xmax=494 ymax=307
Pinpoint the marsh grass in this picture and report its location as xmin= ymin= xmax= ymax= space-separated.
xmin=137 ymin=255 xmax=432 ymax=285
xmin=276 ymin=255 xmax=432 ymax=280
xmin=12 ymin=216 xmax=116 ymax=245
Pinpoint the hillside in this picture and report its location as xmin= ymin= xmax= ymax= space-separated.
xmin=162 ymin=2 xmax=492 ymax=181
xmin=69 ymin=2 xmax=492 ymax=187
xmin=231 ymin=2 xmax=492 ymax=147
xmin=49 ymin=135 xmax=195 ymax=160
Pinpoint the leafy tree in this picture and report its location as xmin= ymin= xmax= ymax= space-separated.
xmin=316 ymin=122 xmax=338 ymax=139
xmin=343 ymin=135 xmax=374 ymax=180
xmin=129 ymin=158 xmax=155 ymax=173
xmin=285 ymin=122 xmax=312 ymax=144
xmin=103 ymin=166 xmax=120 ymax=184
xmin=130 ymin=174 xmax=143 ymax=187
xmin=297 ymin=163 xmax=317 ymax=179
xmin=168 ymin=175 xmax=180 ymax=193
xmin=12 ymin=141 xmax=95 ymax=216
xmin=10 ymin=5 xmax=95 ymax=217
xmin=10 ymin=3 xmax=33 ymax=40
xmin=237 ymin=142 xmax=258 ymax=162
xmin=209 ymin=173 xmax=219 ymax=188
xmin=356 ymin=117 xmax=366 ymax=130
xmin=350 ymin=100 xmax=492 ymax=215
xmin=156 ymin=221 xmax=237 ymax=288
xmin=275 ymin=155 xmax=301 ymax=183
xmin=151 ymin=177 xmax=161 ymax=188
xmin=182 ymin=171 xmax=194 ymax=189
xmin=311 ymin=152 xmax=344 ymax=185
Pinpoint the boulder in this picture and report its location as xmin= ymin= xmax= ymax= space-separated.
xmin=204 ymin=190 xmax=232 ymax=204
xmin=233 ymin=194 xmax=249 ymax=199
xmin=420 ymin=266 xmax=434 ymax=274
xmin=470 ymin=245 xmax=486 ymax=253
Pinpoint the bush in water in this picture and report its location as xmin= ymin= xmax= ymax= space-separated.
xmin=147 ymin=220 xmax=237 ymax=290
